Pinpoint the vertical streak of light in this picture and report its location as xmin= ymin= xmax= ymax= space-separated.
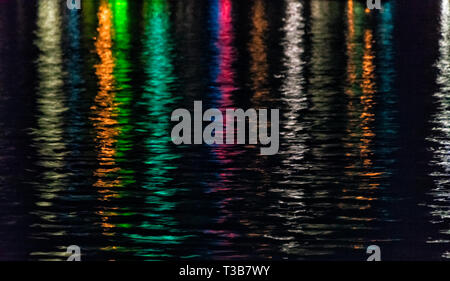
xmin=344 ymin=0 xmax=359 ymax=175
xmin=346 ymin=0 xmax=356 ymax=89
xmin=428 ymin=0 xmax=450 ymax=258
xmin=126 ymin=0 xmax=184 ymax=260
xmin=345 ymin=0 xmax=379 ymax=180
xmin=377 ymin=1 xmax=397 ymax=166
xmin=209 ymin=0 xmax=238 ymax=166
xmin=344 ymin=2 xmax=362 ymax=181
xmin=31 ymin=0 xmax=68 ymax=260
xmin=244 ymin=0 xmax=273 ymax=249
xmin=67 ymin=9 xmax=82 ymax=103
xmin=342 ymin=0 xmax=379 ymax=241
xmin=345 ymin=0 xmax=360 ymax=144
xmin=216 ymin=0 xmax=236 ymax=111
xmin=91 ymin=1 xmax=120 ymax=233
xmin=249 ymin=0 xmax=269 ymax=103
xmin=211 ymin=0 xmax=235 ymax=203
xmin=433 ymin=0 xmax=450 ymax=174
xmin=141 ymin=0 xmax=178 ymax=191
xmin=271 ymin=0 xmax=308 ymax=255
xmin=371 ymin=0 xmax=398 ymax=247
xmin=34 ymin=0 xmax=67 ymax=206
xmin=93 ymin=0 xmax=137 ymax=256
xmin=205 ymin=0 xmax=242 ymax=256
xmin=93 ymin=1 xmax=118 ymax=189
xmin=111 ymin=0 xmax=135 ymax=187
xmin=66 ymin=6 xmax=84 ymax=148
xmin=360 ymin=29 xmax=376 ymax=169
xmin=280 ymin=0 xmax=306 ymax=162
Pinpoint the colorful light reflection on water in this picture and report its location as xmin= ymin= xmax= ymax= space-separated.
xmin=0 ymin=0 xmax=448 ymax=260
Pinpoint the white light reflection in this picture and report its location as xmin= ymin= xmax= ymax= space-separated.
xmin=427 ymin=0 xmax=450 ymax=256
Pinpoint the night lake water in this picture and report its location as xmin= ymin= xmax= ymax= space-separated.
xmin=0 ymin=0 xmax=449 ymax=261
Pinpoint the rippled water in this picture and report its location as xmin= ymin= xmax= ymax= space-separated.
xmin=0 ymin=0 xmax=449 ymax=261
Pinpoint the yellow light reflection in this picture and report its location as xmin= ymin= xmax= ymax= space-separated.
xmin=249 ymin=0 xmax=269 ymax=103
xmin=91 ymin=1 xmax=120 ymax=190
xmin=91 ymin=1 xmax=121 ymax=237
xmin=360 ymin=29 xmax=376 ymax=167
xmin=345 ymin=0 xmax=378 ymax=175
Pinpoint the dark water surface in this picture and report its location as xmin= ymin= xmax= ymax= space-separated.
xmin=0 ymin=0 xmax=449 ymax=260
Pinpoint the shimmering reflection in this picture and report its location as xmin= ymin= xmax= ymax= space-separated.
xmin=91 ymin=1 xmax=122 ymax=240
xmin=112 ymin=0 xmax=135 ymax=173
xmin=205 ymin=0 xmax=245 ymax=260
xmin=262 ymin=0 xmax=388 ymax=258
xmin=65 ymin=1 xmax=87 ymax=182
xmin=376 ymin=2 xmax=398 ymax=174
xmin=279 ymin=0 xmax=307 ymax=163
xmin=210 ymin=0 xmax=237 ymax=109
xmin=345 ymin=2 xmax=378 ymax=178
xmin=127 ymin=0 xmax=186 ymax=260
xmin=342 ymin=0 xmax=380 ymax=248
xmin=247 ymin=0 xmax=271 ymax=233
xmin=92 ymin=0 xmax=139 ymax=258
xmin=268 ymin=0 xmax=309 ymax=256
xmin=110 ymin=0 xmax=137 ymax=203
xmin=428 ymin=0 xmax=450 ymax=258
xmin=249 ymin=0 xmax=269 ymax=103
xmin=340 ymin=0 xmax=399 ymax=252
xmin=31 ymin=0 xmax=69 ymax=260
xmin=66 ymin=6 xmax=84 ymax=143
